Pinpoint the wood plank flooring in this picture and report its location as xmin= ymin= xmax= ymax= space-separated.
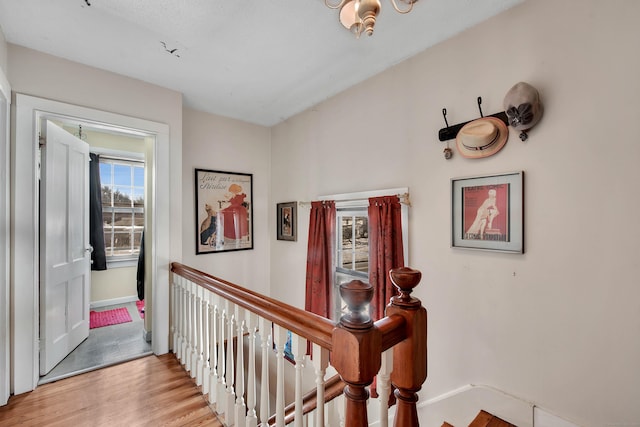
xmin=0 ymin=353 xmax=222 ymax=427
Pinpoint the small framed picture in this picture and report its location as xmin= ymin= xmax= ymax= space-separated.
xmin=276 ymin=202 xmax=297 ymax=241
xmin=451 ymin=171 xmax=524 ymax=253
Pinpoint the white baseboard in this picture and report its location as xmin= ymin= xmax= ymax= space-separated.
xmin=90 ymin=295 xmax=139 ymax=309
xmin=416 ymin=384 xmax=579 ymax=427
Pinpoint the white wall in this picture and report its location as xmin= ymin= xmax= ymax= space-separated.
xmin=269 ymin=1 xmax=640 ymax=425
xmin=182 ymin=107 xmax=271 ymax=294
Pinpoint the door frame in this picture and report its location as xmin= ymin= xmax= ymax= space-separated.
xmin=0 ymin=65 xmax=11 ymax=406
xmin=11 ymin=94 xmax=171 ymax=394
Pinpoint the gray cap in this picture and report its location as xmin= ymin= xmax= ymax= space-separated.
xmin=503 ymin=82 xmax=543 ymax=131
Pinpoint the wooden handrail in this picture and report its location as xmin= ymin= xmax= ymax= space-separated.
xmin=171 ymin=262 xmax=335 ymax=349
xmin=375 ymin=314 xmax=408 ymax=351
xmin=171 ymin=262 xmax=427 ymax=427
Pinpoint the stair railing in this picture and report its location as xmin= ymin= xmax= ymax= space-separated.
xmin=170 ymin=262 xmax=427 ymax=427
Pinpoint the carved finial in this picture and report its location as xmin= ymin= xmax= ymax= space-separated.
xmin=339 ymin=280 xmax=374 ymax=329
xmin=389 ymin=267 xmax=422 ymax=307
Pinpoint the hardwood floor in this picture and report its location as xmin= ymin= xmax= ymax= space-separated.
xmin=0 ymin=354 xmax=222 ymax=426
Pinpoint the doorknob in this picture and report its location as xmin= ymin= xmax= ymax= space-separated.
xmin=86 ymin=245 xmax=93 ymax=253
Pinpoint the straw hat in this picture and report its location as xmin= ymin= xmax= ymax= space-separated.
xmin=455 ymin=117 xmax=509 ymax=159
xmin=229 ymin=183 xmax=243 ymax=194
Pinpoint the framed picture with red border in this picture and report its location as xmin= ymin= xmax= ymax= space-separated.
xmin=451 ymin=171 xmax=524 ymax=253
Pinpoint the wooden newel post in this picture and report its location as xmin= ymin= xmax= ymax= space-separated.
xmin=387 ymin=267 xmax=427 ymax=427
xmin=332 ymin=279 xmax=382 ymax=427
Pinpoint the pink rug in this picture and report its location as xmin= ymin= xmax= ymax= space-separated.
xmin=136 ymin=300 xmax=145 ymax=319
xmin=90 ymin=307 xmax=132 ymax=329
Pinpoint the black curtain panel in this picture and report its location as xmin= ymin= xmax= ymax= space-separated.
xmin=136 ymin=231 xmax=145 ymax=300
xmin=89 ymin=153 xmax=107 ymax=270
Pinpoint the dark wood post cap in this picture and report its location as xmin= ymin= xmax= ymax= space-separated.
xmin=389 ymin=267 xmax=422 ymax=307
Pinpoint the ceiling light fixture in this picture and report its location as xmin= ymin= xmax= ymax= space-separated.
xmin=325 ymin=0 xmax=418 ymax=38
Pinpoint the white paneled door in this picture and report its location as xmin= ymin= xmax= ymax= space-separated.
xmin=39 ymin=120 xmax=91 ymax=376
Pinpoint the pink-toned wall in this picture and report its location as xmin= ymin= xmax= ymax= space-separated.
xmin=3 ymin=0 xmax=640 ymax=424
xmin=181 ymin=107 xmax=271 ymax=295
xmin=269 ymin=1 xmax=640 ymax=425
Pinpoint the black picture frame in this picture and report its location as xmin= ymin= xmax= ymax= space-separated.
xmin=276 ymin=202 xmax=297 ymax=241
xmin=195 ymin=168 xmax=253 ymax=254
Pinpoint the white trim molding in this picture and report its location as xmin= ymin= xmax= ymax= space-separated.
xmin=11 ymin=94 xmax=170 ymax=395
xmin=89 ymin=295 xmax=139 ymax=310
xmin=0 ymin=65 xmax=11 ymax=406
xmin=389 ymin=384 xmax=580 ymax=427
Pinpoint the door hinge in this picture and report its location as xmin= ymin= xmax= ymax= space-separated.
xmin=38 ymin=133 xmax=45 ymax=148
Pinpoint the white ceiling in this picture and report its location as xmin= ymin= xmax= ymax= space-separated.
xmin=0 ymin=0 xmax=523 ymax=126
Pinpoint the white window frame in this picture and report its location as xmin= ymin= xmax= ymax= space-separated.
xmin=320 ymin=188 xmax=409 ymax=321
xmin=93 ymin=148 xmax=145 ymax=268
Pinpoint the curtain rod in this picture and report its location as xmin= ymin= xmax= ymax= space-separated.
xmin=91 ymin=152 xmax=145 ymax=164
xmin=299 ymin=192 xmax=411 ymax=208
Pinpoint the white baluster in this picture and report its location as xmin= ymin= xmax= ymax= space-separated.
xmin=195 ymin=286 xmax=204 ymax=384
xmin=170 ymin=276 xmax=176 ymax=352
xmin=312 ymin=344 xmax=329 ymax=427
xmin=190 ymin=282 xmax=199 ymax=377
xmin=184 ymin=280 xmax=190 ymax=368
xmin=173 ymin=277 xmax=180 ymax=356
xmin=201 ymin=290 xmax=211 ymax=393
xmin=171 ymin=276 xmax=178 ymax=355
xmin=178 ymin=278 xmax=186 ymax=363
xmin=273 ymin=324 xmax=288 ymax=427
xmin=182 ymin=280 xmax=188 ymax=365
xmin=377 ymin=349 xmax=393 ymax=427
xmin=209 ymin=293 xmax=219 ymax=405
xmin=292 ymin=334 xmax=307 ymax=427
xmin=185 ymin=280 xmax=194 ymax=371
xmin=225 ymin=301 xmax=236 ymax=426
xmin=217 ymin=302 xmax=227 ymax=417
xmin=235 ymin=305 xmax=246 ymax=427
xmin=327 ymin=396 xmax=344 ymax=427
xmin=245 ymin=312 xmax=258 ymax=427
xmin=184 ymin=280 xmax=191 ymax=366
xmin=259 ymin=317 xmax=271 ymax=427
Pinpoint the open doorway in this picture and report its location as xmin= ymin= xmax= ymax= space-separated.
xmin=12 ymin=94 xmax=171 ymax=395
xmin=38 ymin=119 xmax=154 ymax=384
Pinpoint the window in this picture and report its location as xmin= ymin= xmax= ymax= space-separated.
xmin=99 ymin=156 xmax=144 ymax=263
xmin=328 ymin=188 xmax=409 ymax=321
xmin=334 ymin=207 xmax=369 ymax=320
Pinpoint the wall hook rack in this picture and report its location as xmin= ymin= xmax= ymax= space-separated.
xmin=438 ymin=96 xmax=509 ymax=142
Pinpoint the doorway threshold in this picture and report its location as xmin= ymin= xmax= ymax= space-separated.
xmin=39 ymin=301 xmax=152 ymax=385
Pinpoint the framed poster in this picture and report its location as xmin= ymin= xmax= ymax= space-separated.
xmin=195 ymin=168 xmax=253 ymax=254
xmin=451 ymin=171 xmax=524 ymax=253
xmin=276 ymin=202 xmax=297 ymax=241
